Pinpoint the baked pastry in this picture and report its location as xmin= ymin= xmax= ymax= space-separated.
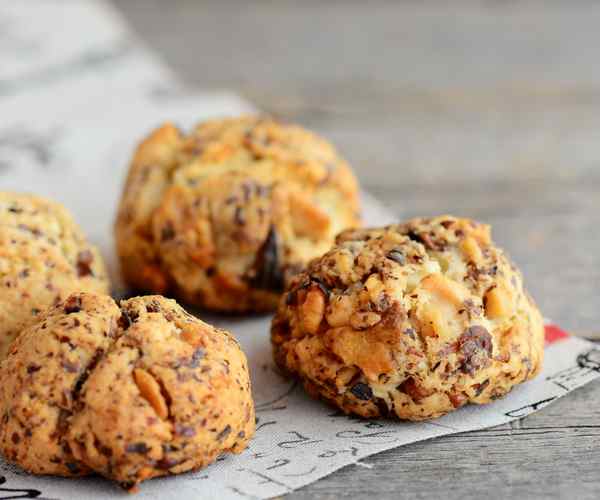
xmin=271 ymin=215 xmax=544 ymax=420
xmin=0 ymin=293 xmax=255 ymax=490
xmin=115 ymin=116 xmax=360 ymax=312
xmin=0 ymin=192 xmax=109 ymax=361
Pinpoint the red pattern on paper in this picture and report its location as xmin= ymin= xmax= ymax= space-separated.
xmin=544 ymin=324 xmax=570 ymax=345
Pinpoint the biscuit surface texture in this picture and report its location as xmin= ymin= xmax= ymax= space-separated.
xmin=115 ymin=116 xmax=360 ymax=312
xmin=271 ymin=216 xmax=544 ymax=420
xmin=0 ymin=293 xmax=255 ymax=489
xmin=0 ymin=192 xmax=109 ymax=360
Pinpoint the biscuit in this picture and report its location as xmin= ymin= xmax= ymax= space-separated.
xmin=0 ymin=192 xmax=109 ymax=360
xmin=115 ymin=116 xmax=360 ymax=312
xmin=0 ymin=293 xmax=255 ymax=490
xmin=271 ymin=216 xmax=544 ymax=420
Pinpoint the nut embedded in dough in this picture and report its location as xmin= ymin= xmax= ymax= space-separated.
xmin=271 ymin=215 xmax=545 ymax=421
xmin=114 ymin=115 xmax=361 ymax=313
xmin=0 ymin=292 xmax=255 ymax=490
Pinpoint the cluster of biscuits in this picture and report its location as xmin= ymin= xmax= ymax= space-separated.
xmin=0 ymin=116 xmax=544 ymax=490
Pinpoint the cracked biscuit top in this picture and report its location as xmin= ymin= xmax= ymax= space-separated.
xmin=0 ymin=192 xmax=110 ymax=361
xmin=115 ymin=115 xmax=360 ymax=312
xmin=271 ymin=215 xmax=544 ymax=420
xmin=0 ymin=293 xmax=255 ymax=490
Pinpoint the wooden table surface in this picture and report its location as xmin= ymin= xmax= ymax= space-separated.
xmin=111 ymin=1 xmax=600 ymax=498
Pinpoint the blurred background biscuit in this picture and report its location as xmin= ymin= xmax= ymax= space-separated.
xmin=0 ymin=192 xmax=110 ymax=360
xmin=115 ymin=116 xmax=360 ymax=313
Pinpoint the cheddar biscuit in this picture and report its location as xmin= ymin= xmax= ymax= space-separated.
xmin=0 ymin=192 xmax=109 ymax=360
xmin=271 ymin=216 xmax=544 ymax=420
xmin=115 ymin=116 xmax=360 ymax=312
xmin=0 ymin=293 xmax=255 ymax=489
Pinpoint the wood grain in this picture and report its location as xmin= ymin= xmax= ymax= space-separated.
xmin=110 ymin=1 xmax=600 ymax=497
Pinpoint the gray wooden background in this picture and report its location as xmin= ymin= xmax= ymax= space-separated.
xmin=110 ymin=1 xmax=600 ymax=498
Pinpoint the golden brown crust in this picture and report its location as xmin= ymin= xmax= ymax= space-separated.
xmin=115 ymin=116 xmax=361 ymax=312
xmin=0 ymin=192 xmax=110 ymax=360
xmin=271 ymin=215 xmax=544 ymax=420
xmin=0 ymin=292 xmax=255 ymax=489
